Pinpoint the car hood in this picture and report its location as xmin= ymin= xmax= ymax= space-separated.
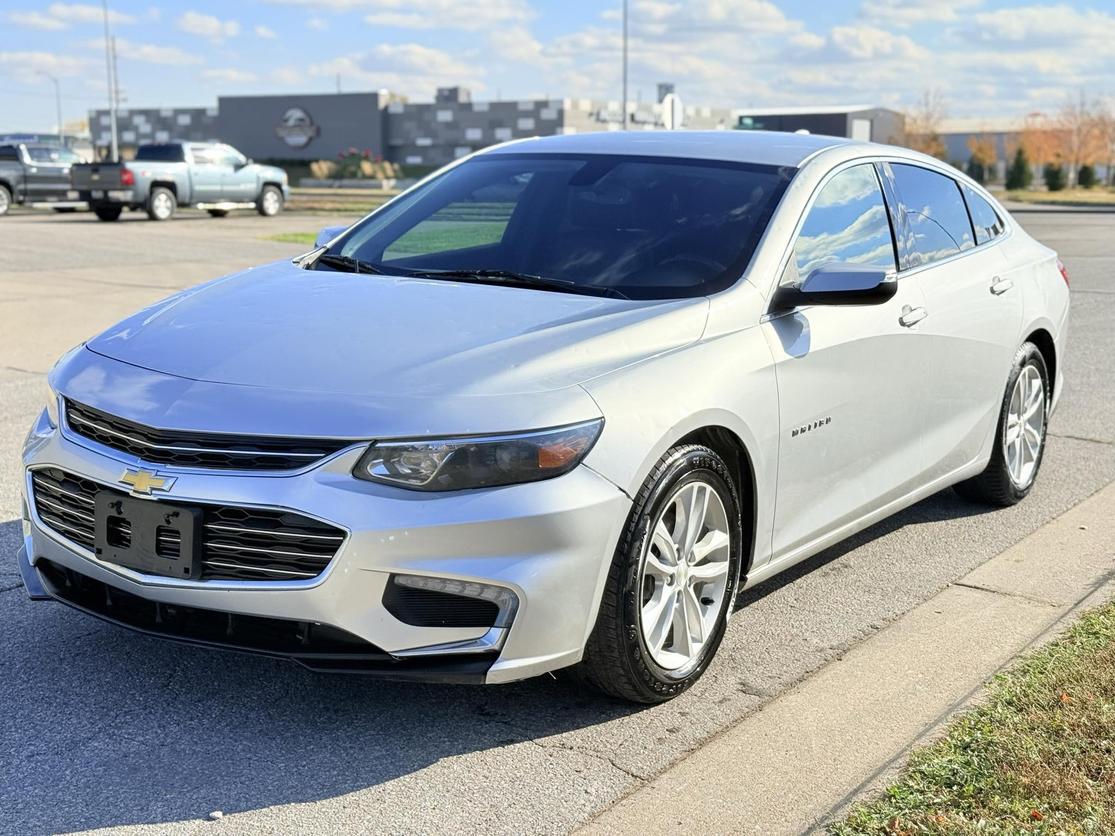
xmin=85 ymin=259 xmax=709 ymax=398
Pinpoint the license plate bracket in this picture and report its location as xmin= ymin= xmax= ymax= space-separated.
xmin=94 ymin=493 xmax=202 ymax=579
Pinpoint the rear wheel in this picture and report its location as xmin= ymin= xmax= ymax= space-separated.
xmin=94 ymin=206 xmax=122 ymax=222
xmin=257 ymin=184 xmax=283 ymax=217
xmin=955 ymin=342 xmax=1049 ymax=506
xmin=53 ymin=206 xmax=78 ymax=213
xmin=0 ymin=184 xmax=11 ymax=216
xmin=577 ymin=445 xmax=742 ymax=703
xmin=146 ymin=186 xmax=176 ymax=221
xmin=207 ymin=209 xmax=229 ymax=218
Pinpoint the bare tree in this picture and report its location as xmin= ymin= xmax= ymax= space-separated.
xmin=905 ymin=90 xmax=948 ymax=159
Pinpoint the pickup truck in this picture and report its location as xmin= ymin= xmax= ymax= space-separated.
xmin=0 ymin=143 xmax=87 ymax=216
xmin=71 ymin=141 xmax=290 ymax=221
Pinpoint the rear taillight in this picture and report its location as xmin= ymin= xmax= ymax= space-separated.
xmin=1057 ymin=259 xmax=1070 ymax=287
xmin=119 ymin=167 xmax=135 ymax=187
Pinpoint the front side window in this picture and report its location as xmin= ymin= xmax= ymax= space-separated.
xmin=964 ymin=186 xmax=1005 ymax=245
xmin=325 ymin=153 xmax=795 ymax=300
xmin=25 ymin=146 xmax=79 ymax=164
xmin=892 ymin=164 xmax=975 ymax=267
xmin=793 ymin=163 xmax=896 ymax=280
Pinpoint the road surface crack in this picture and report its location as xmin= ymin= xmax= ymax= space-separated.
xmin=1049 ymin=432 xmax=1113 ymax=446
xmin=528 ymin=738 xmax=646 ymax=782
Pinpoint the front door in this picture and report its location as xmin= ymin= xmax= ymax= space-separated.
xmin=216 ymin=145 xmax=257 ymax=202
xmin=188 ymin=144 xmax=225 ymax=203
xmin=762 ymin=162 xmax=932 ymax=562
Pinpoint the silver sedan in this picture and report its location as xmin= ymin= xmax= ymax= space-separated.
xmin=18 ymin=130 xmax=1069 ymax=702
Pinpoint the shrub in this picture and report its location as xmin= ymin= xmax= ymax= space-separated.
xmin=966 ymin=158 xmax=986 ymax=184
xmin=1044 ymin=163 xmax=1067 ymax=191
xmin=1077 ymin=164 xmax=1097 ymax=189
xmin=1005 ymin=147 xmax=1033 ymax=190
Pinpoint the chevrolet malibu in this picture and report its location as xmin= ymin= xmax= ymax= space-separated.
xmin=18 ymin=131 xmax=1069 ymax=703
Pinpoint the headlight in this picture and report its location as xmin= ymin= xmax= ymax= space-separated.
xmin=354 ymin=419 xmax=603 ymax=491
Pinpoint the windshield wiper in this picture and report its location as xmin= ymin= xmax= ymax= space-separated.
xmin=314 ymin=253 xmax=386 ymax=275
xmin=405 ymin=268 xmax=630 ymax=300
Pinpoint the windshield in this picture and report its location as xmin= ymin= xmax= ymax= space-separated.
xmin=323 ymin=153 xmax=794 ymax=300
xmin=135 ymin=144 xmax=185 ymax=162
xmin=26 ymin=146 xmax=80 ymax=164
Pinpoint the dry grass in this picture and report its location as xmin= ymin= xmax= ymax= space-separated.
xmin=832 ymin=600 xmax=1115 ymax=835
xmin=1007 ymin=187 xmax=1115 ymax=207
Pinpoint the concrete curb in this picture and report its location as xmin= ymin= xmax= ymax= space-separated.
xmin=580 ymin=481 xmax=1115 ymax=836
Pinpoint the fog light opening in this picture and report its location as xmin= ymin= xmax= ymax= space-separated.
xmin=391 ymin=573 xmax=520 ymax=629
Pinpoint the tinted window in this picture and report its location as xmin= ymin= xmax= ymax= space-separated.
xmin=0 ymin=145 xmax=18 ymax=161
xmin=26 ymin=146 xmax=79 ymax=163
xmin=892 ymin=164 xmax=975 ymax=267
xmin=135 ymin=144 xmax=186 ymax=162
xmin=793 ymin=164 xmax=896 ymax=279
xmin=329 ymin=154 xmax=794 ymax=300
xmin=964 ymin=187 xmax=1005 ymax=245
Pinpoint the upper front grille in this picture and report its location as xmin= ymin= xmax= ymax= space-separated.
xmin=31 ymin=467 xmax=346 ymax=582
xmin=65 ymin=400 xmax=354 ymax=471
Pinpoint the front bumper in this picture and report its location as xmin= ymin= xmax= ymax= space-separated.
xmin=20 ymin=414 xmax=630 ymax=684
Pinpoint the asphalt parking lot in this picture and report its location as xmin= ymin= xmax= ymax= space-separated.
xmin=2 ymin=206 xmax=1114 ymax=835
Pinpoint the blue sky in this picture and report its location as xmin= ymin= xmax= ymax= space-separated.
xmin=4 ymin=0 xmax=1115 ymax=132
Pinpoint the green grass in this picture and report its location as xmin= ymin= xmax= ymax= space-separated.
xmin=1007 ymin=187 xmax=1115 ymax=207
xmin=265 ymin=220 xmax=510 ymax=255
xmin=265 ymin=231 xmax=318 ymax=246
xmin=832 ymin=600 xmax=1115 ymax=835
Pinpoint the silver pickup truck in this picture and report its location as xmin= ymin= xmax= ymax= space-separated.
xmin=71 ymin=141 xmax=290 ymax=221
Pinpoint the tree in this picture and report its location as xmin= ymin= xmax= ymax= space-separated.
xmin=1055 ymin=92 xmax=1105 ymax=186
xmin=1044 ymin=163 xmax=1067 ymax=191
xmin=905 ymin=90 xmax=948 ymax=159
xmin=1078 ymin=164 xmax=1097 ymax=188
xmin=966 ymin=158 xmax=986 ymax=183
xmin=1094 ymin=99 xmax=1115 ymax=185
xmin=1006 ymin=147 xmax=1033 ymax=190
xmin=1019 ymin=112 xmax=1063 ymax=168
xmin=966 ymin=133 xmax=998 ymax=182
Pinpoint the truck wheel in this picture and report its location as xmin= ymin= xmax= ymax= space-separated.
xmin=94 ymin=207 xmax=122 ymax=222
xmin=146 ymin=187 xmax=176 ymax=221
xmin=207 ymin=209 xmax=229 ymax=218
xmin=257 ymin=185 xmax=283 ymax=217
xmin=0 ymin=184 xmax=11 ymax=216
xmin=53 ymin=207 xmax=78 ymax=213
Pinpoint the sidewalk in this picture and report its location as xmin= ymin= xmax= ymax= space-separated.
xmin=581 ymin=481 xmax=1115 ymax=836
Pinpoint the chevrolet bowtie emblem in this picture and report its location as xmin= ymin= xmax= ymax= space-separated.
xmin=119 ymin=468 xmax=176 ymax=496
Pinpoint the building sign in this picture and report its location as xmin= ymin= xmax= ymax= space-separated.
xmin=275 ymin=107 xmax=320 ymax=148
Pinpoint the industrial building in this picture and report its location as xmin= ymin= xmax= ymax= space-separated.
xmin=88 ymin=90 xmax=904 ymax=168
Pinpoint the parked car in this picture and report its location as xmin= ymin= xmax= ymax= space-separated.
xmin=19 ymin=131 xmax=1069 ymax=702
xmin=0 ymin=143 xmax=86 ymax=215
xmin=70 ymin=141 xmax=289 ymax=221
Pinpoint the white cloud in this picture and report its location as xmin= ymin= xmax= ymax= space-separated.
xmin=48 ymin=3 xmax=136 ymax=24
xmin=308 ymin=43 xmax=484 ymax=98
xmin=203 ymin=68 xmax=259 ymax=83
xmin=84 ymin=37 xmax=203 ymax=65
xmin=827 ymin=25 xmax=928 ymax=60
xmin=254 ymin=24 xmax=277 ymax=39
xmin=7 ymin=11 xmax=67 ymax=30
xmin=272 ymin=66 xmax=303 ymax=85
xmin=968 ymin=4 xmax=1115 ymax=46
xmin=860 ymin=0 xmax=982 ymax=28
xmin=0 ymin=50 xmax=92 ymax=83
xmin=270 ymin=0 xmax=531 ymax=30
xmin=307 ymin=17 xmax=328 ymax=30
xmin=176 ymin=11 xmax=240 ymax=41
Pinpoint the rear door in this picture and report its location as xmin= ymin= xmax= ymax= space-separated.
xmin=887 ymin=163 xmax=1022 ymax=480
xmin=188 ymin=144 xmax=225 ymax=203
xmin=762 ymin=162 xmax=932 ymax=562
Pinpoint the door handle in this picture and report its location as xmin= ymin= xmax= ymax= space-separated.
xmin=990 ymin=276 xmax=1014 ymax=295
xmin=899 ymin=305 xmax=928 ymax=327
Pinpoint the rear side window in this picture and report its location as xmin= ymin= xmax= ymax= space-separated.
xmin=0 ymin=145 xmax=18 ymax=161
xmin=135 ymin=144 xmax=185 ymax=162
xmin=964 ymin=187 xmax=1005 ymax=245
xmin=793 ymin=163 xmax=897 ymax=279
xmin=892 ymin=164 xmax=975 ymax=268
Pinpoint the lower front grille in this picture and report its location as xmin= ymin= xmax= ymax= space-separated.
xmin=383 ymin=580 xmax=500 ymax=628
xmin=30 ymin=467 xmax=346 ymax=582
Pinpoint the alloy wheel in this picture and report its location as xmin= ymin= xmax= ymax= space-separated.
xmin=152 ymin=191 xmax=173 ymax=220
xmin=638 ymin=479 xmax=732 ymax=670
xmin=262 ymin=189 xmax=281 ymax=215
xmin=1003 ymin=364 xmax=1045 ymax=489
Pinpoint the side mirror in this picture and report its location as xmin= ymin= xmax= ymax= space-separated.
xmin=773 ymin=263 xmax=897 ymax=309
xmin=314 ymin=226 xmax=348 ymax=248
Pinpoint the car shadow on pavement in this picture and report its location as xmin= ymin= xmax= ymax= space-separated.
xmin=1 ymin=489 xmax=994 ymax=834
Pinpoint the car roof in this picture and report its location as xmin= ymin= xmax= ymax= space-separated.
xmin=480 ymin=129 xmax=857 ymax=168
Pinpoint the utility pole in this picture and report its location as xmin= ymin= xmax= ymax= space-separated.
xmin=101 ymin=0 xmax=119 ymax=160
xmin=41 ymin=72 xmax=62 ymax=138
xmin=621 ymin=0 xmax=628 ymax=130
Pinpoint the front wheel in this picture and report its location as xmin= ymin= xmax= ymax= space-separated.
xmin=257 ymin=185 xmax=283 ymax=217
xmin=955 ymin=342 xmax=1050 ymax=506
xmin=146 ymin=186 xmax=176 ymax=221
xmin=577 ymin=445 xmax=742 ymax=703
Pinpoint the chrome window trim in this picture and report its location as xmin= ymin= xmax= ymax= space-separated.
xmin=24 ymin=465 xmax=351 ymax=592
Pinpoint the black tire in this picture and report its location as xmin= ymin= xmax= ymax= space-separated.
xmin=52 ymin=206 xmax=78 ymax=213
xmin=256 ymin=184 xmax=283 ymax=217
xmin=146 ymin=186 xmax=176 ymax=221
xmin=94 ymin=206 xmax=122 ymax=222
xmin=207 ymin=209 xmax=230 ymax=218
xmin=576 ymin=444 xmax=743 ymax=703
xmin=0 ymin=184 xmax=11 ymax=216
xmin=955 ymin=342 xmax=1050 ymax=507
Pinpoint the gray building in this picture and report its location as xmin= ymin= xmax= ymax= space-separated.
xmin=89 ymin=92 xmax=903 ymax=168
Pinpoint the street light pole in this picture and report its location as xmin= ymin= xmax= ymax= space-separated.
xmin=101 ymin=0 xmax=118 ymax=160
xmin=621 ymin=0 xmax=628 ymax=130
xmin=41 ymin=72 xmax=62 ymax=138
